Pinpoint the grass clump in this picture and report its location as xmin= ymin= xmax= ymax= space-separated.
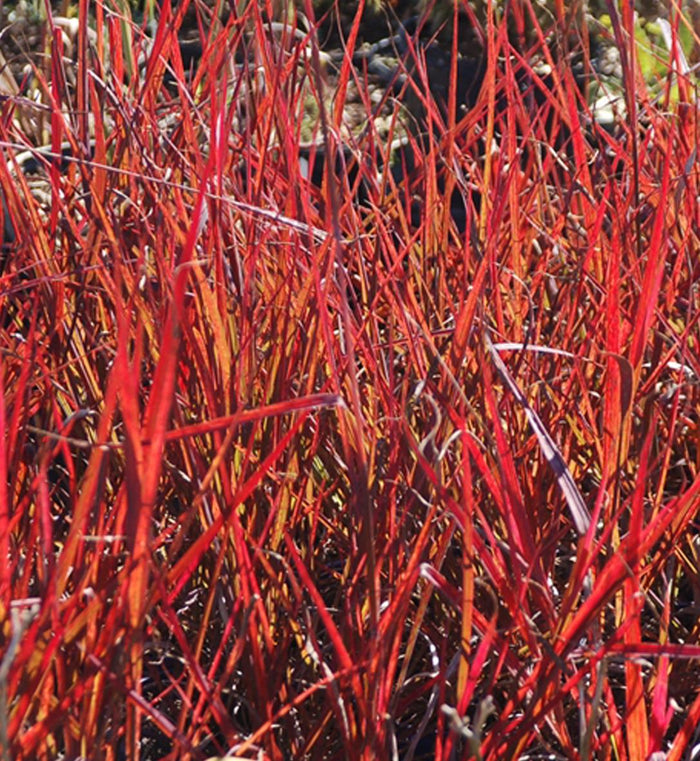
xmin=1 ymin=1 xmax=699 ymax=760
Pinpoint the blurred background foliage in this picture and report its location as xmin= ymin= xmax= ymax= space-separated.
xmin=2 ymin=0 xmax=698 ymax=61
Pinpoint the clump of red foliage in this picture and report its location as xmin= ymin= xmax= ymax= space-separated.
xmin=1 ymin=0 xmax=699 ymax=759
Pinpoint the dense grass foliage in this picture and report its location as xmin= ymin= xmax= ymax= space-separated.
xmin=1 ymin=1 xmax=700 ymax=759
